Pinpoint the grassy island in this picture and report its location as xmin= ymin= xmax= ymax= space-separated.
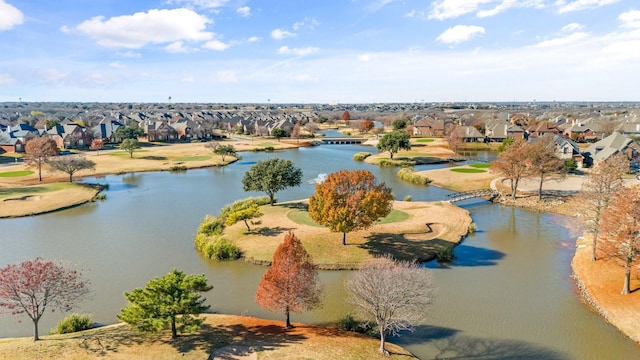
xmin=217 ymin=200 xmax=472 ymax=269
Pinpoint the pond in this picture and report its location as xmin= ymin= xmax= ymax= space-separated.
xmin=0 ymin=143 xmax=638 ymax=359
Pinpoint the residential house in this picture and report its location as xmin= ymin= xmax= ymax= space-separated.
xmin=92 ymin=120 xmax=124 ymax=143
xmin=583 ymin=132 xmax=638 ymax=167
xmin=485 ymin=122 xmax=525 ymax=142
xmin=142 ymin=120 xmax=178 ymax=142
xmin=413 ymin=117 xmax=445 ymax=137
xmin=527 ymin=122 xmax=560 ymax=138
xmin=455 ymin=126 xmax=484 ymax=142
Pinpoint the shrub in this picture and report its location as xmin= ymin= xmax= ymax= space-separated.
xmin=338 ymin=314 xmax=375 ymax=335
xmin=469 ymin=222 xmax=477 ymax=234
xmin=403 ymin=195 xmax=412 ymax=201
xmin=436 ymin=246 xmax=455 ymax=263
xmin=264 ymin=146 xmax=275 ymax=152
xmin=169 ymin=165 xmax=187 ymax=172
xmin=353 ymin=152 xmax=372 ymax=161
xmin=94 ymin=194 xmax=107 ymax=201
xmin=209 ymin=236 xmax=242 ymax=260
xmin=397 ymin=168 xmax=430 ymax=185
xmin=56 ymin=313 xmax=93 ymax=334
xmin=198 ymin=215 xmax=225 ymax=235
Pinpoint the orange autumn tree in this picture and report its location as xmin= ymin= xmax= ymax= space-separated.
xmin=308 ymin=170 xmax=393 ymax=245
xmin=599 ymin=186 xmax=640 ymax=294
xmin=255 ymin=231 xmax=320 ymax=328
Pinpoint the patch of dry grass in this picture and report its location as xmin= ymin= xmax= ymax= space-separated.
xmin=0 ymin=183 xmax=99 ymax=218
xmin=573 ymin=236 xmax=640 ymax=343
xmin=0 ymin=315 xmax=416 ymax=360
xmin=226 ymin=200 xmax=471 ymax=268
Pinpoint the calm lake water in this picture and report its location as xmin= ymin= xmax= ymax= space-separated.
xmin=1 ymin=143 xmax=638 ymax=359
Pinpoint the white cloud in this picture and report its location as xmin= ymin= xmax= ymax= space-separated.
xmin=202 ymin=39 xmax=230 ymax=51
xmin=247 ymin=36 xmax=261 ymax=43
xmin=271 ymin=28 xmax=295 ymax=40
xmin=534 ymin=32 xmax=589 ymax=47
xmin=215 ymin=70 xmax=237 ymax=83
xmin=405 ymin=9 xmax=427 ymax=18
xmin=165 ymin=41 xmax=192 ymax=53
xmin=562 ymin=22 xmax=584 ymax=32
xmin=167 ymin=0 xmax=229 ymax=10
xmin=109 ymin=61 xmax=125 ymax=68
xmin=619 ymin=10 xmax=640 ymax=29
xmin=359 ymin=53 xmax=372 ymax=62
xmin=74 ymin=9 xmax=214 ymax=48
xmin=237 ymin=6 xmax=251 ymax=17
xmin=293 ymin=17 xmax=320 ymax=31
xmin=181 ymin=75 xmax=195 ymax=82
xmin=0 ymin=73 xmax=15 ymax=84
xmin=437 ymin=25 xmax=485 ymax=44
xmin=556 ymin=0 xmax=621 ymax=14
xmin=278 ymin=46 xmax=319 ymax=56
xmin=0 ymin=0 xmax=24 ymax=31
xmin=429 ymin=0 xmax=544 ymax=20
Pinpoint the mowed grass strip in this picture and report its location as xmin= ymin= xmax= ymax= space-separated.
xmin=0 ymin=170 xmax=34 ymax=177
xmin=415 ymin=138 xmax=435 ymax=143
xmin=469 ymin=163 xmax=491 ymax=168
xmin=109 ymin=150 xmax=150 ymax=157
xmin=287 ymin=209 xmax=409 ymax=227
xmin=450 ymin=168 xmax=487 ymax=173
xmin=0 ymin=183 xmax=69 ymax=199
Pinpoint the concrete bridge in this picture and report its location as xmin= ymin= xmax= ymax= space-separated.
xmin=321 ymin=137 xmax=366 ymax=145
xmin=446 ymin=189 xmax=500 ymax=203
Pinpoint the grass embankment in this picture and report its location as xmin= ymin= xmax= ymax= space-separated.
xmin=0 ymin=141 xmax=302 ymax=218
xmin=0 ymin=314 xmax=416 ymax=360
xmin=225 ymin=200 xmax=471 ymax=269
xmin=0 ymin=183 xmax=101 ymax=218
xmin=365 ymin=138 xmax=456 ymax=167
xmin=416 ymin=164 xmax=496 ymax=193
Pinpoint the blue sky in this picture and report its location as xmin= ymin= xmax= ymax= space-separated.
xmin=0 ymin=0 xmax=639 ymax=103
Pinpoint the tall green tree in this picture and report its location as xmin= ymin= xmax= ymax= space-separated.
xmin=255 ymin=231 xmax=321 ymax=328
xmin=120 ymin=138 xmax=139 ymax=158
xmin=377 ymin=130 xmax=411 ymax=160
xmin=242 ymin=158 xmax=303 ymax=205
xmin=225 ymin=202 xmax=263 ymax=232
xmin=24 ymin=137 xmax=59 ymax=181
xmin=115 ymin=125 xmax=145 ymax=141
xmin=214 ymin=144 xmax=236 ymax=162
xmin=118 ymin=269 xmax=212 ymax=339
xmin=308 ymin=170 xmax=393 ymax=245
xmin=271 ymin=128 xmax=287 ymax=142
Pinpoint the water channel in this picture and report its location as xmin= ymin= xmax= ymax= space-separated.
xmin=1 ymin=142 xmax=639 ymax=359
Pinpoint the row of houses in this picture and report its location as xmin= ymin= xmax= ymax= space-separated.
xmin=0 ymin=110 xmax=307 ymax=153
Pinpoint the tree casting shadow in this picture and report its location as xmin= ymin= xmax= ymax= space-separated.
xmin=424 ymin=244 xmax=505 ymax=268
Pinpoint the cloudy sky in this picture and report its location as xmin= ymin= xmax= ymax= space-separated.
xmin=0 ymin=0 xmax=639 ymax=103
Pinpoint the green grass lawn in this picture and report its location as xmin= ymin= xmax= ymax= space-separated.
xmin=415 ymin=138 xmax=435 ymax=143
xmin=450 ymin=168 xmax=487 ymax=173
xmin=0 ymin=183 xmax=71 ymax=199
xmin=287 ymin=208 xmax=409 ymax=227
xmin=175 ymin=155 xmax=211 ymax=161
xmin=469 ymin=163 xmax=491 ymax=168
xmin=0 ymin=170 xmax=34 ymax=177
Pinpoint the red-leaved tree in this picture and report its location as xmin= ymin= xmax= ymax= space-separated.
xmin=308 ymin=170 xmax=393 ymax=245
xmin=255 ymin=231 xmax=321 ymax=328
xmin=0 ymin=258 xmax=91 ymax=340
xmin=599 ymin=186 xmax=640 ymax=294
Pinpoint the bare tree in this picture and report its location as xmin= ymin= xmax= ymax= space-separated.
xmin=578 ymin=153 xmax=628 ymax=261
xmin=0 ymin=258 xmax=90 ymax=340
xmin=24 ymin=137 xmax=59 ymax=181
xmin=491 ymin=138 xmax=529 ymax=198
xmin=49 ymin=154 xmax=96 ymax=182
xmin=345 ymin=256 xmax=434 ymax=355
xmin=525 ymin=136 xmax=565 ymax=200
xmin=446 ymin=125 xmax=463 ymax=157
